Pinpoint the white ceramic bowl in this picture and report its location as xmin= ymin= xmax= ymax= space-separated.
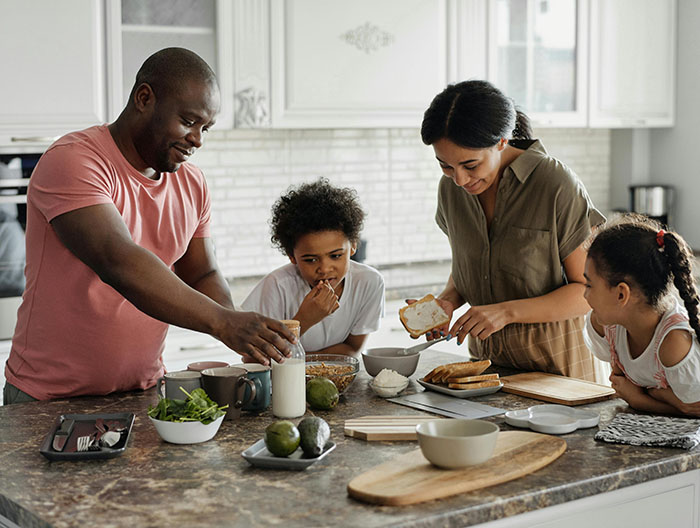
xmin=416 ymin=419 xmax=499 ymax=468
xmin=369 ymin=378 xmax=410 ymax=398
xmin=149 ymin=415 xmax=224 ymax=444
xmin=362 ymin=347 xmax=420 ymax=377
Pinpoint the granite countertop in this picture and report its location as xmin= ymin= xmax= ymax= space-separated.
xmin=2 ymin=350 xmax=699 ymax=528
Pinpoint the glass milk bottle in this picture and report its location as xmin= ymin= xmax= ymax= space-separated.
xmin=271 ymin=319 xmax=306 ymax=418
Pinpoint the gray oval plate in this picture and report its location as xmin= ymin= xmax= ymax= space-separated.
xmin=241 ymin=439 xmax=336 ymax=470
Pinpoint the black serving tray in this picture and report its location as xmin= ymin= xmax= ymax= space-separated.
xmin=39 ymin=412 xmax=135 ymax=461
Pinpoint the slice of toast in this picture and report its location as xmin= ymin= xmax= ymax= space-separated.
xmin=399 ymin=294 xmax=450 ymax=338
xmin=422 ymin=361 xmax=472 ymax=383
xmin=446 ymin=373 xmax=499 ymax=384
xmin=447 ymin=379 xmax=502 ymax=390
xmin=435 ymin=360 xmax=491 ymax=383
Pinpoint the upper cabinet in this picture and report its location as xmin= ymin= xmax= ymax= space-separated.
xmin=0 ymin=0 xmax=107 ymax=151
xmin=486 ymin=0 xmax=588 ymax=127
xmin=107 ymin=0 xmax=234 ymax=128
xmin=588 ymin=0 xmax=676 ymax=128
xmin=269 ymin=0 xmax=453 ymax=128
xmin=0 ymin=0 xmax=679 ymax=140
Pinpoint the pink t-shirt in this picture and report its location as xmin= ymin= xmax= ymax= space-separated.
xmin=5 ymin=125 xmax=211 ymax=399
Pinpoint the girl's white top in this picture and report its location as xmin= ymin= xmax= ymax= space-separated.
xmin=242 ymin=260 xmax=385 ymax=352
xmin=584 ymin=298 xmax=700 ymax=403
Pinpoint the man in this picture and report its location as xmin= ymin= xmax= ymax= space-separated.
xmin=3 ymin=48 xmax=293 ymax=404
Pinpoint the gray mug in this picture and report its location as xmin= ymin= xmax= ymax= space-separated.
xmin=239 ymin=364 xmax=272 ymax=412
xmin=159 ymin=370 xmax=203 ymax=400
xmin=201 ymin=367 xmax=256 ymax=421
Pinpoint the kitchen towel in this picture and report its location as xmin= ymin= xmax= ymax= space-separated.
xmin=594 ymin=413 xmax=700 ymax=450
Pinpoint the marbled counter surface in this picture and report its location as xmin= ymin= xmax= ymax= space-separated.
xmin=2 ymin=350 xmax=699 ymax=528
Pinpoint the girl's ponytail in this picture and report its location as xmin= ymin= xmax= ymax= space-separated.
xmin=664 ymin=232 xmax=700 ymax=343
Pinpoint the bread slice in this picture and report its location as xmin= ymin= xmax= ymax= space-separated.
xmin=446 ymin=373 xmax=499 ymax=384
xmin=399 ymin=294 xmax=450 ymax=338
xmin=447 ymin=379 xmax=502 ymax=390
xmin=422 ymin=361 xmax=472 ymax=383
xmin=435 ymin=360 xmax=491 ymax=383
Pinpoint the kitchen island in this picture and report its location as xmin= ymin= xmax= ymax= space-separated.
xmin=1 ymin=350 xmax=699 ymax=528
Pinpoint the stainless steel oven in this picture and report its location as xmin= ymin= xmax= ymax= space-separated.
xmin=0 ymin=154 xmax=39 ymax=339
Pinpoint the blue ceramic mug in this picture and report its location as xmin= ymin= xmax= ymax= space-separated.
xmin=240 ymin=364 xmax=272 ymax=412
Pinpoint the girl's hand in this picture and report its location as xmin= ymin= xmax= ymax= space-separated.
xmin=609 ymin=372 xmax=644 ymax=405
xmin=405 ymin=297 xmax=455 ymax=341
xmin=298 ymin=281 xmax=339 ymax=328
xmin=448 ymin=304 xmax=510 ymax=345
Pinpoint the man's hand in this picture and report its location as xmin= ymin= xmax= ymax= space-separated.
xmin=217 ymin=311 xmax=296 ymax=366
xmin=295 ymin=281 xmax=339 ymax=332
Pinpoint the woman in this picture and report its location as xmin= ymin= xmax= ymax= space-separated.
xmin=418 ymin=80 xmax=605 ymax=381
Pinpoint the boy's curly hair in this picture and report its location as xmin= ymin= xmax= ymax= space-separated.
xmin=270 ymin=178 xmax=365 ymax=256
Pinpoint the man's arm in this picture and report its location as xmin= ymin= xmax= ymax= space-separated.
xmin=315 ymin=334 xmax=368 ymax=358
xmin=51 ymin=203 xmax=294 ymax=365
xmin=173 ymin=237 xmax=234 ymax=309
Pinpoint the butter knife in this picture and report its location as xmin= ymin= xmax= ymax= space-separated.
xmin=52 ymin=418 xmax=75 ymax=452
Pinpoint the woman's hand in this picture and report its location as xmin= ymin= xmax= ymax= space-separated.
xmin=448 ymin=303 xmax=511 ymax=345
xmin=404 ymin=297 xmax=455 ymax=340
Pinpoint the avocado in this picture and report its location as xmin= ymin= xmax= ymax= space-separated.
xmin=306 ymin=376 xmax=339 ymax=410
xmin=298 ymin=416 xmax=331 ymax=457
xmin=264 ymin=420 xmax=301 ymax=457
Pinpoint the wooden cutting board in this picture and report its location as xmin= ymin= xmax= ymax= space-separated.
xmin=500 ymin=372 xmax=615 ymax=405
xmin=344 ymin=416 xmax=437 ymax=441
xmin=347 ymin=431 xmax=566 ymax=505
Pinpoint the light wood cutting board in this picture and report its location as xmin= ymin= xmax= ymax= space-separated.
xmin=347 ymin=431 xmax=566 ymax=506
xmin=344 ymin=416 xmax=437 ymax=441
xmin=500 ymin=372 xmax=615 ymax=405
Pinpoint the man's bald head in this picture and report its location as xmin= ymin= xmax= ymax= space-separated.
xmin=128 ymin=47 xmax=218 ymax=104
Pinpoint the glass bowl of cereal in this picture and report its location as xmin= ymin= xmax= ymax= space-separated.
xmin=305 ymin=354 xmax=359 ymax=395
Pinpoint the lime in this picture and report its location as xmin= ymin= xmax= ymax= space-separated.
xmin=264 ymin=420 xmax=300 ymax=457
xmin=306 ymin=377 xmax=339 ymax=410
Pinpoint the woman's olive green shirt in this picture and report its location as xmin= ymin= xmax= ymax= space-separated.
xmin=436 ymin=139 xmax=605 ymax=380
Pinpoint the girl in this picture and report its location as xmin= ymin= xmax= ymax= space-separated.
xmin=584 ymin=214 xmax=700 ymax=416
xmin=416 ymin=80 xmax=606 ymax=381
xmin=241 ymin=178 xmax=384 ymax=357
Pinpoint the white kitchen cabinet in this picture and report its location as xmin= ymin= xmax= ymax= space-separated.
xmin=0 ymin=0 xmax=107 ymax=151
xmin=269 ymin=0 xmax=454 ymax=128
xmin=106 ymin=0 xmax=234 ymax=128
xmin=487 ymin=0 xmax=589 ymax=127
xmin=589 ymin=0 xmax=676 ymax=128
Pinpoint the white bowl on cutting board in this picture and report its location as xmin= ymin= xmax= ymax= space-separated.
xmin=416 ymin=419 xmax=499 ymax=468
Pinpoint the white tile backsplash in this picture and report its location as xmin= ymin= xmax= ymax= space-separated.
xmin=190 ymin=127 xmax=611 ymax=279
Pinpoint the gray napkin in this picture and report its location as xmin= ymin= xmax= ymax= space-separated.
xmin=595 ymin=413 xmax=700 ymax=450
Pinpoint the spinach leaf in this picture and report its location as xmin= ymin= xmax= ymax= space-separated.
xmin=147 ymin=387 xmax=228 ymax=424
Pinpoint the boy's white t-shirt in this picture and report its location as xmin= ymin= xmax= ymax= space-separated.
xmin=583 ymin=298 xmax=700 ymax=403
xmin=241 ymin=260 xmax=385 ymax=352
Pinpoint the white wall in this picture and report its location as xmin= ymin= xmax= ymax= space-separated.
xmin=648 ymin=0 xmax=700 ymax=247
xmin=189 ymin=127 xmax=611 ymax=280
xmin=610 ymin=0 xmax=700 ymax=248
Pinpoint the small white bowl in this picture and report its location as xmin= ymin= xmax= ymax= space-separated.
xmin=369 ymin=378 xmax=410 ymax=398
xmin=416 ymin=419 xmax=499 ymax=468
xmin=149 ymin=415 xmax=224 ymax=444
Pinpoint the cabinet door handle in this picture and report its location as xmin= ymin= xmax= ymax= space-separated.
xmin=10 ymin=136 xmax=58 ymax=143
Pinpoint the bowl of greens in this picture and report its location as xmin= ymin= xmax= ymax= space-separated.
xmin=147 ymin=387 xmax=228 ymax=444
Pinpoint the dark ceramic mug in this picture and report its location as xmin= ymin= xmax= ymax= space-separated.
xmin=201 ymin=367 xmax=256 ymax=421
